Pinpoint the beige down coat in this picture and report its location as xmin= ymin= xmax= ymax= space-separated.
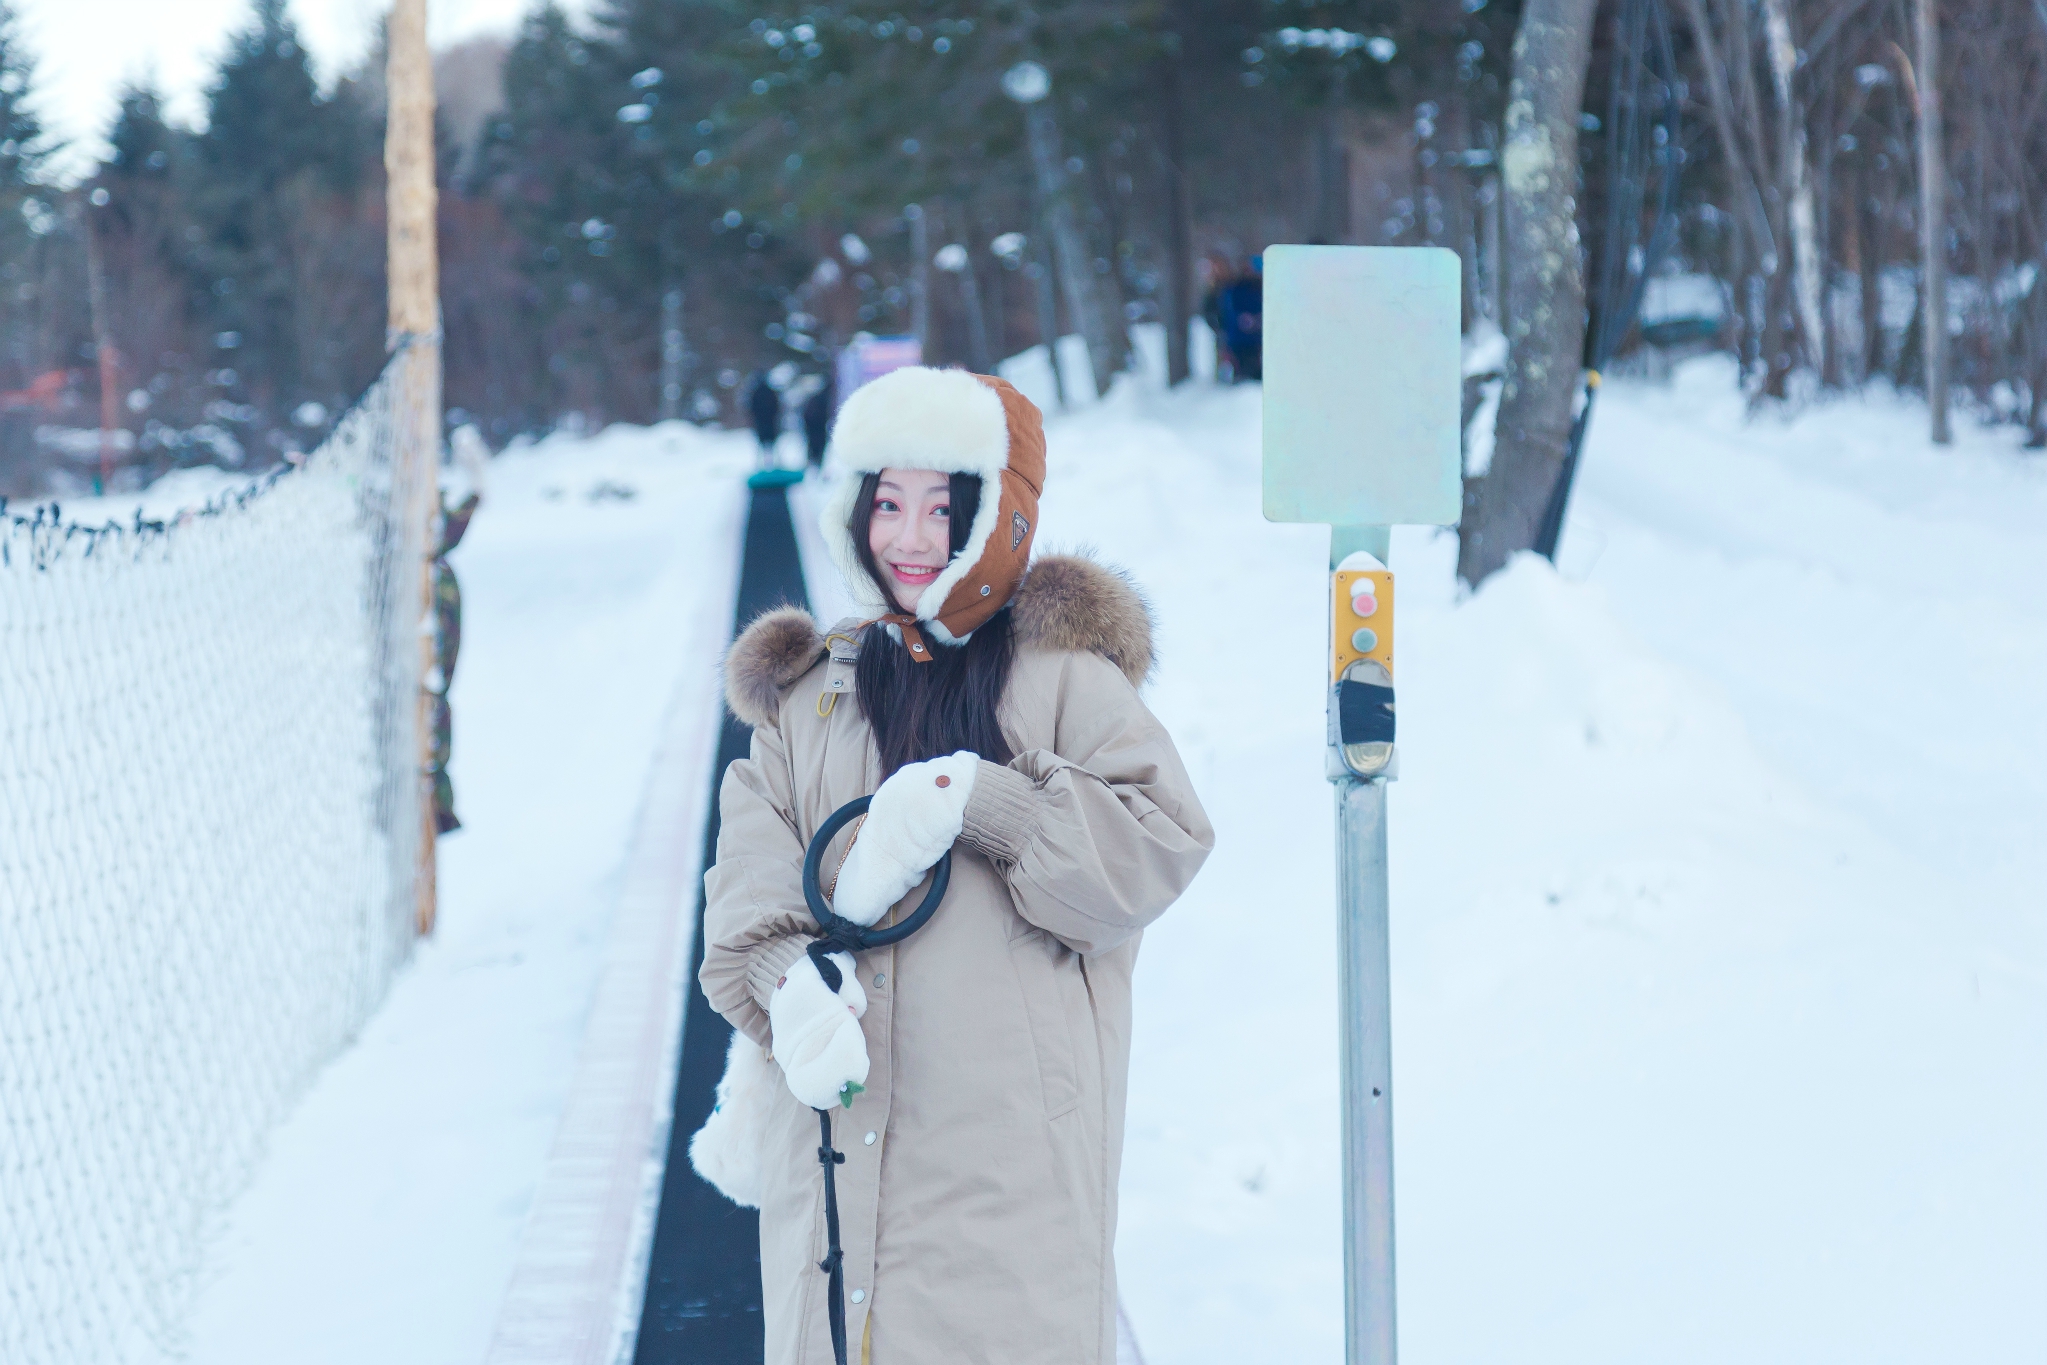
xmin=701 ymin=554 xmax=1213 ymax=1365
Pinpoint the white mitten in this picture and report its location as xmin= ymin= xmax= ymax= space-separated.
xmin=689 ymin=1031 xmax=779 ymax=1208
xmin=831 ymin=751 xmax=978 ymax=926
xmin=768 ymin=952 xmax=870 ymax=1110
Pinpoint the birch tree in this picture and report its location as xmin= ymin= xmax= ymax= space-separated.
xmin=1458 ymin=0 xmax=1600 ymax=587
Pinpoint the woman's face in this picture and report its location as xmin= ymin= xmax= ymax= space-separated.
xmin=867 ymin=467 xmax=952 ymax=612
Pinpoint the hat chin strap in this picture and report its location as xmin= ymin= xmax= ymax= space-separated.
xmin=868 ymin=612 xmax=935 ymax=663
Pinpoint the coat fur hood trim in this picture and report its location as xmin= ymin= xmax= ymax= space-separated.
xmin=722 ymin=554 xmax=1154 ymax=728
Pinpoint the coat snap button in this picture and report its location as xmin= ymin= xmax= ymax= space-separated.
xmin=873 ymin=972 xmax=886 ymax=987
xmin=980 ymin=584 xmax=991 ymax=596
xmin=851 ymin=1289 xmax=866 ymax=1304
xmin=864 ymin=1131 xmax=877 ymax=1145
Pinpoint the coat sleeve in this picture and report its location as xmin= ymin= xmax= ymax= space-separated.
xmin=698 ymin=717 xmax=816 ymax=1048
xmin=959 ymin=651 xmax=1213 ymax=955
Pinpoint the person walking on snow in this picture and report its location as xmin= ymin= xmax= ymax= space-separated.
xmin=748 ymin=370 xmax=783 ymax=464
xmin=802 ymin=373 xmax=834 ymax=467
xmin=690 ymin=365 xmax=1213 ymax=1365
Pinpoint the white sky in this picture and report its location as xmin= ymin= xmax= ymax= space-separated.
xmin=17 ymin=0 xmax=586 ymax=178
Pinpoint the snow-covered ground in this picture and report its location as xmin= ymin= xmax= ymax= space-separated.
xmin=162 ymin=351 xmax=2042 ymax=1365
xmin=1067 ymin=357 xmax=2046 ymax=1365
xmin=179 ymin=422 xmax=750 ymax=1364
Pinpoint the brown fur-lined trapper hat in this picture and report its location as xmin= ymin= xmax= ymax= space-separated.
xmin=820 ymin=366 xmax=1045 ymax=647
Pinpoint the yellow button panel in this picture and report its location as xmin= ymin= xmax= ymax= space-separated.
xmin=1331 ymin=570 xmax=1394 ymax=682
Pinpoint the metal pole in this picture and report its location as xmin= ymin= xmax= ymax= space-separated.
xmin=387 ymin=0 xmax=441 ymax=936
xmin=1331 ymin=774 xmax=1397 ymax=1365
xmin=1328 ymin=524 xmax=1397 ymax=1365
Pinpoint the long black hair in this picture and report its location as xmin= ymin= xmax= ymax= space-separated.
xmin=850 ymin=470 xmax=1017 ymax=775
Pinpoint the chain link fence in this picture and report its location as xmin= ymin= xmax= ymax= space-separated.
xmin=0 ymin=354 xmax=429 ymax=1363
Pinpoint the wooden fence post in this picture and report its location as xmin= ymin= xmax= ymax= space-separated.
xmin=387 ymin=0 xmax=441 ymax=934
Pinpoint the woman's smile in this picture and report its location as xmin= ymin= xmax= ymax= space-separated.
xmin=889 ymin=560 xmax=942 ymax=587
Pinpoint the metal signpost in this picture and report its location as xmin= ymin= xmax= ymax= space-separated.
xmin=1261 ymin=245 xmax=1462 ymax=1365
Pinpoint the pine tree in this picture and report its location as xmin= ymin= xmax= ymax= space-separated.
xmin=0 ymin=0 xmax=66 ymax=394
xmin=92 ymin=83 xmax=207 ymax=438
xmin=105 ymin=84 xmax=180 ymax=184
xmin=478 ymin=4 xmax=633 ymax=423
xmin=0 ymin=0 xmax=46 ymax=195
xmin=192 ymin=0 xmax=381 ymax=445
xmin=476 ymin=2 xmax=787 ymax=425
xmin=596 ymin=0 xmax=810 ymax=390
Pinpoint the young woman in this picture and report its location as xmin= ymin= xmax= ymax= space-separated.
xmin=695 ymin=366 xmax=1213 ymax=1365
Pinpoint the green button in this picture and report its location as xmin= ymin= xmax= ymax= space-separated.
xmin=1351 ymin=627 xmax=1379 ymax=652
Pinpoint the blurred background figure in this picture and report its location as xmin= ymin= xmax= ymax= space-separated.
xmin=801 ymin=370 xmax=834 ymax=468
xmin=745 ymin=370 xmax=780 ymax=466
xmin=1215 ymin=254 xmax=1264 ymax=384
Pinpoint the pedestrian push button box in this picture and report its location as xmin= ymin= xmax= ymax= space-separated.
xmin=1330 ymin=569 xmax=1396 ymax=777
xmin=1331 ymin=570 xmax=1394 ymax=683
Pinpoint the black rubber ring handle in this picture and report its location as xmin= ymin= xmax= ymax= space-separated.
xmin=802 ymin=794 xmax=952 ymax=948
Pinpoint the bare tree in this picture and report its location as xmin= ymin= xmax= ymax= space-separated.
xmin=1458 ymin=0 xmax=1601 ymax=587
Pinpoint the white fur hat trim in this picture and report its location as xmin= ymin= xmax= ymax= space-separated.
xmin=820 ymin=366 xmax=1012 ymax=622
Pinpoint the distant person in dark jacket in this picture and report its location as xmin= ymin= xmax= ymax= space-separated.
xmin=801 ymin=374 xmax=834 ymax=467
xmin=1199 ymin=254 xmax=1234 ymax=381
xmin=1217 ymin=255 xmax=1264 ymax=383
xmin=747 ymin=372 xmax=781 ymax=463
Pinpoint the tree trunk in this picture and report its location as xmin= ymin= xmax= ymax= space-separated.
xmin=907 ymin=202 xmax=931 ymax=357
xmin=1911 ymin=0 xmax=1951 ymax=443
xmin=1310 ymin=102 xmax=1351 ymax=243
xmin=1457 ymin=0 xmax=1600 ymax=588
xmin=1159 ymin=29 xmax=1193 ymax=387
xmin=2030 ymin=0 xmax=2047 ymax=443
xmin=80 ymin=204 xmax=120 ymax=490
xmin=1678 ymin=0 xmax=1763 ymax=379
xmin=659 ymin=285 xmax=684 ymax=420
xmin=957 ymin=242 xmax=992 ymax=374
xmin=1024 ymin=101 xmax=1124 ymax=399
xmin=1848 ymin=156 xmax=1884 ymax=382
xmin=1028 ymin=210 xmax=1069 ymax=409
xmin=1762 ymin=0 xmax=1825 ymax=371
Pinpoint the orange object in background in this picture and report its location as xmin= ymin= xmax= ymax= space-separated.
xmin=0 ymin=370 xmax=80 ymax=412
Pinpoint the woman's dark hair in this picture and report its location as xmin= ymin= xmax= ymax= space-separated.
xmin=849 ymin=470 xmax=1017 ymax=775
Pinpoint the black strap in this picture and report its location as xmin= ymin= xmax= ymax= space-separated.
xmin=817 ymin=1108 xmax=850 ymax=1365
xmin=805 ymin=934 xmax=862 ymax=994
xmin=798 ymin=794 xmax=956 ymax=1362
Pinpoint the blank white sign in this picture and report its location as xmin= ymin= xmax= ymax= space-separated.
xmin=1261 ymin=245 xmax=1462 ymax=528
